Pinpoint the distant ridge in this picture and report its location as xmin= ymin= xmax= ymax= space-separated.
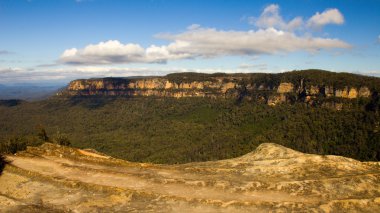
xmin=59 ymin=70 xmax=380 ymax=108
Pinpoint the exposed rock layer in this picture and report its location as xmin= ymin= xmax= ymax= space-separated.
xmin=1 ymin=143 xmax=379 ymax=212
xmin=60 ymin=73 xmax=374 ymax=107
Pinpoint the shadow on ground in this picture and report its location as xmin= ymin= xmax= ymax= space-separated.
xmin=0 ymin=155 xmax=8 ymax=176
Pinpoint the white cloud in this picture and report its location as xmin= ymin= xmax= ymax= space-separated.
xmin=60 ymin=27 xmax=350 ymax=65
xmin=59 ymin=5 xmax=350 ymax=66
xmin=250 ymin=4 xmax=303 ymax=31
xmin=378 ymin=35 xmax=380 ymax=43
xmin=61 ymin=40 xmax=145 ymax=64
xmin=158 ymin=27 xmax=350 ymax=55
xmin=250 ymin=5 xmax=344 ymax=31
xmin=60 ymin=40 xmax=191 ymax=65
xmin=187 ymin=24 xmax=201 ymax=30
xmin=307 ymin=9 xmax=344 ymax=29
xmin=287 ymin=17 xmax=303 ymax=31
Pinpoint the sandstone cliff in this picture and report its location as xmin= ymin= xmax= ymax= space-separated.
xmin=63 ymin=76 xmax=238 ymax=98
xmin=59 ymin=71 xmax=378 ymax=107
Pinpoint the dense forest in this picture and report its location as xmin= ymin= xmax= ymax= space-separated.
xmin=0 ymin=95 xmax=379 ymax=164
xmin=166 ymin=69 xmax=380 ymax=91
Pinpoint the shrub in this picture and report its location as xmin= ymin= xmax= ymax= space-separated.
xmin=36 ymin=126 xmax=50 ymax=142
xmin=53 ymin=131 xmax=71 ymax=146
xmin=0 ymin=137 xmax=27 ymax=154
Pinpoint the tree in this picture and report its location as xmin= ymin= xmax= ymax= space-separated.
xmin=0 ymin=137 xmax=27 ymax=154
xmin=36 ymin=125 xmax=49 ymax=142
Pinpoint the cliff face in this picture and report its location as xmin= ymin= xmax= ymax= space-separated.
xmin=60 ymin=72 xmax=376 ymax=108
xmin=64 ymin=77 xmax=239 ymax=98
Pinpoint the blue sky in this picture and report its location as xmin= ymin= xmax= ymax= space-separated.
xmin=0 ymin=0 xmax=379 ymax=85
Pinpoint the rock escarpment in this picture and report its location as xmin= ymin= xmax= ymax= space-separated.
xmin=64 ymin=77 xmax=239 ymax=98
xmin=59 ymin=71 xmax=379 ymax=107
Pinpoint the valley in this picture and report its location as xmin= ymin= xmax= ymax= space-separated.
xmin=1 ymin=70 xmax=380 ymax=164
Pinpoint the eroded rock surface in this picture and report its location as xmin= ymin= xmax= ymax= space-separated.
xmin=1 ymin=143 xmax=379 ymax=212
xmin=61 ymin=75 xmax=374 ymax=104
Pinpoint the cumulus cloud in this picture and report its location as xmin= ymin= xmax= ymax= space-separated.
xmin=249 ymin=4 xmax=303 ymax=31
xmin=59 ymin=5 xmax=350 ymax=66
xmin=159 ymin=27 xmax=350 ymax=55
xmin=307 ymin=9 xmax=344 ymax=29
xmin=60 ymin=40 xmax=191 ymax=65
xmin=60 ymin=27 xmax=350 ymax=65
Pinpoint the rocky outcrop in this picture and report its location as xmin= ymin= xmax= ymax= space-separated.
xmin=267 ymin=94 xmax=287 ymax=106
xmin=2 ymin=143 xmax=380 ymax=212
xmin=324 ymin=86 xmax=334 ymax=97
xmin=63 ymin=77 xmax=238 ymax=98
xmin=277 ymin=83 xmax=294 ymax=93
xmin=335 ymin=87 xmax=348 ymax=98
xmin=60 ymin=73 xmax=375 ymax=107
xmin=359 ymin=87 xmax=371 ymax=98
xmin=348 ymin=88 xmax=358 ymax=99
xmin=333 ymin=87 xmax=358 ymax=99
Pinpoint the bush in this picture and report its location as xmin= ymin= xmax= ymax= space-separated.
xmin=53 ymin=131 xmax=71 ymax=146
xmin=0 ymin=137 xmax=27 ymax=154
xmin=36 ymin=126 xmax=49 ymax=142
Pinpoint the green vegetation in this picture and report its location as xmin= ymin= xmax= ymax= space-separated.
xmin=1 ymin=70 xmax=380 ymax=163
xmin=0 ymin=95 xmax=379 ymax=164
xmin=165 ymin=70 xmax=380 ymax=91
xmin=0 ymin=137 xmax=27 ymax=154
xmin=166 ymin=72 xmax=225 ymax=84
xmin=52 ymin=131 xmax=71 ymax=146
xmin=0 ymin=125 xmax=71 ymax=155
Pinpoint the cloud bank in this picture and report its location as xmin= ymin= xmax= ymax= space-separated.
xmin=60 ymin=4 xmax=350 ymax=66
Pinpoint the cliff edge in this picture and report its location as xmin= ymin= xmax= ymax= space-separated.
xmin=1 ymin=143 xmax=380 ymax=212
xmin=58 ymin=70 xmax=380 ymax=107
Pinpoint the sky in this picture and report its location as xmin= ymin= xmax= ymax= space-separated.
xmin=0 ymin=0 xmax=379 ymax=85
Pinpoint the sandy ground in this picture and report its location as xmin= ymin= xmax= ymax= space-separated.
xmin=1 ymin=143 xmax=380 ymax=212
